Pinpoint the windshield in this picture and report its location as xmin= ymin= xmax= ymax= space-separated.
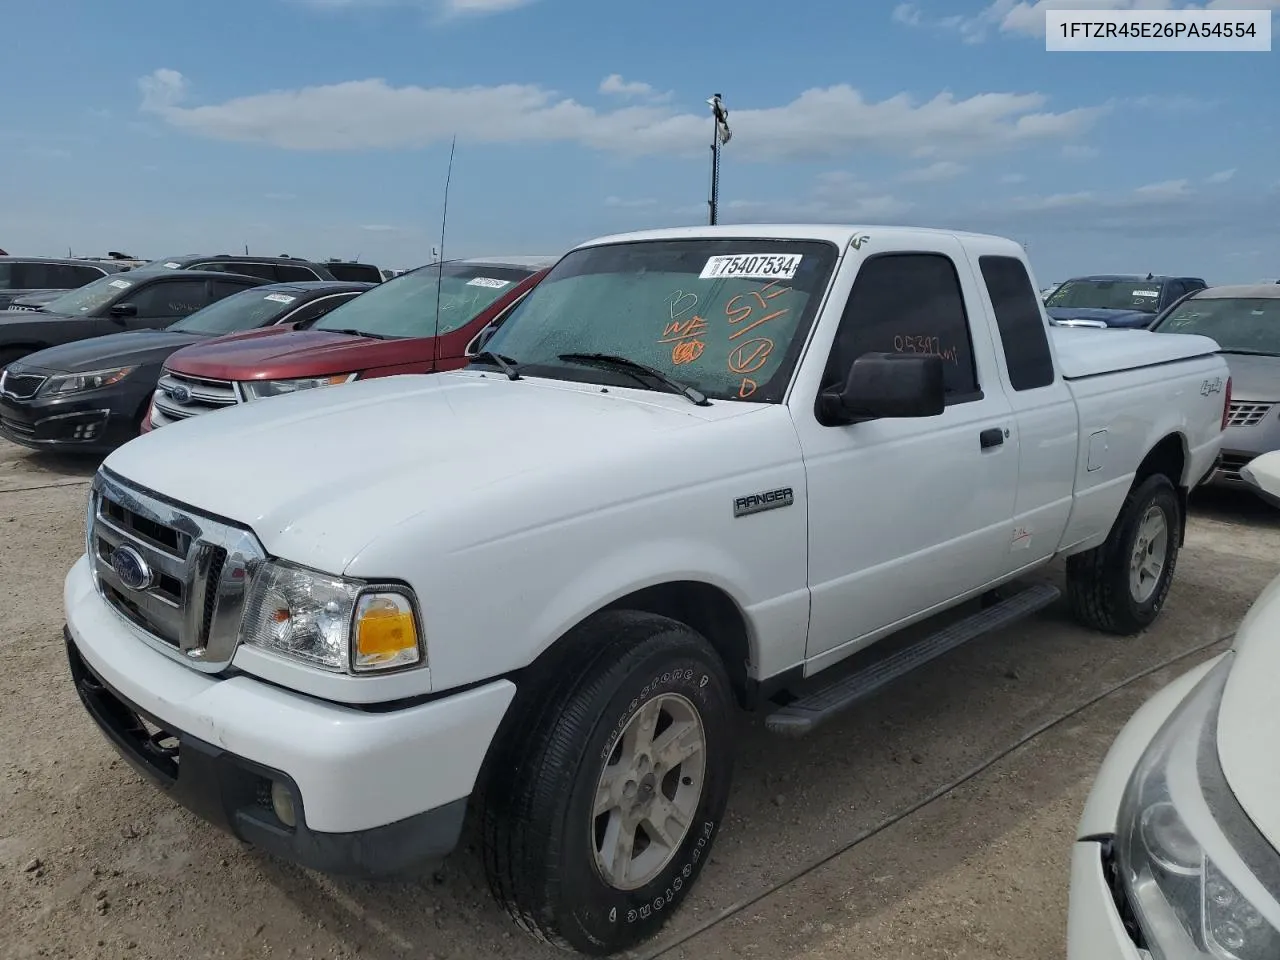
xmin=311 ymin=262 xmax=532 ymax=338
xmin=42 ymin=274 xmax=135 ymax=315
xmin=1152 ymin=297 xmax=1280 ymax=355
xmin=1045 ymin=279 xmax=1164 ymax=313
xmin=481 ymin=239 xmax=839 ymax=403
xmin=169 ymin=287 xmax=298 ymax=335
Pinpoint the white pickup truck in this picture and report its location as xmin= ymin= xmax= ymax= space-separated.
xmin=64 ymin=225 xmax=1228 ymax=955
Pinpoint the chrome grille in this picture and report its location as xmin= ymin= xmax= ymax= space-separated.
xmin=151 ymin=371 xmax=241 ymax=428
xmin=0 ymin=370 xmax=47 ymax=399
xmin=88 ymin=469 xmax=265 ymax=672
xmin=1225 ymin=402 xmax=1274 ymax=428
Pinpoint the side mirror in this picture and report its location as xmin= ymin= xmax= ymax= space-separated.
xmin=109 ymin=302 xmax=138 ymax=319
xmin=817 ymin=352 xmax=945 ymax=426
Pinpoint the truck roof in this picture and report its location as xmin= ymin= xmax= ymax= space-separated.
xmin=576 ymin=223 xmax=1027 ymax=252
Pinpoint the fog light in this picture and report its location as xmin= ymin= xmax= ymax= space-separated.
xmin=270 ymin=779 xmax=297 ymax=828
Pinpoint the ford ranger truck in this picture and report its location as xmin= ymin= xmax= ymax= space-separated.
xmin=64 ymin=225 xmax=1228 ymax=956
xmin=143 ymin=256 xmax=554 ymax=429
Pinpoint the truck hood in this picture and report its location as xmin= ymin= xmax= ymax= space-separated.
xmin=14 ymin=329 xmax=204 ymax=374
xmin=102 ymin=371 xmax=765 ymax=573
xmin=165 ymin=327 xmax=430 ymax=381
xmin=1217 ymin=352 xmax=1280 ymax=403
xmin=1047 ymin=306 xmax=1155 ymax=328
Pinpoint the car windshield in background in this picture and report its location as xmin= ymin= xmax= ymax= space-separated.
xmin=311 ymin=263 xmax=532 ymax=339
xmin=482 ymin=239 xmax=839 ymax=403
xmin=1153 ymin=297 xmax=1280 ymax=356
xmin=1045 ymin=279 xmax=1164 ymax=313
xmin=168 ymin=288 xmax=298 ymax=335
xmin=41 ymin=274 xmax=135 ymax=315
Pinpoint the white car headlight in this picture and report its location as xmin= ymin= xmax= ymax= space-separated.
xmin=42 ymin=366 xmax=136 ymax=396
xmin=1116 ymin=653 xmax=1280 ymax=959
xmin=240 ymin=373 xmax=356 ymax=401
xmin=240 ymin=559 xmax=423 ymax=673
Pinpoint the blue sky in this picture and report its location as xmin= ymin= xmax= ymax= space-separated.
xmin=1 ymin=0 xmax=1276 ymax=282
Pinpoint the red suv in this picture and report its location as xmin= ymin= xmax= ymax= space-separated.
xmin=145 ymin=256 xmax=555 ymax=430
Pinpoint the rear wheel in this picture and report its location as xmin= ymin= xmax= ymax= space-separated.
xmin=1066 ymin=473 xmax=1182 ymax=635
xmin=479 ymin=610 xmax=735 ymax=954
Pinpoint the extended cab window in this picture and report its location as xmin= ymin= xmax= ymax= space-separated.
xmin=979 ymin=255 xmax=1055 ymax=391
xmin=825 ymin=253 xmax=979 ymax=401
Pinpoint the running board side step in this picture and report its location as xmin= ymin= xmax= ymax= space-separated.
xmin=764 ymin=583 xmax=1061 ymax=737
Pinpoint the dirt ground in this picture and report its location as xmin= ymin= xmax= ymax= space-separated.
xmin=2 ymin=437 xmax=1277 ymax=960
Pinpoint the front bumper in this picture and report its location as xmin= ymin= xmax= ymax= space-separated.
xmin=0 ymin=388 xmax=143 ymax=453
xmin=64 ymin=555 xmax=516 ymax=879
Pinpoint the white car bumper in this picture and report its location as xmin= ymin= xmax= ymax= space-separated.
xmin=63 ymin=555 xmax=515 ymax=878
xmin=1066 ymin=656 xmax=1225 ymax=960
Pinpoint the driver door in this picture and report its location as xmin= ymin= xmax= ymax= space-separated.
xmin=792 ymin=242 xmax=1019 ymax=671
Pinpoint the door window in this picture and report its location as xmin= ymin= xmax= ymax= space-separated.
xmin=978 ymin=256 xmax=1055 ymax=391
xmin=128 ymin=280 xmax=212 ymax=319
xmin=274 ymin=263 xmax=322 ymax=282
xmin=825 ymin=253 xmax=980 ymax=402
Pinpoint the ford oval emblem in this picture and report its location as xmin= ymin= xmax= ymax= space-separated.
xmin=110 ymin=545 xmax=154 ymax=592
xmin=169 ymin=384 xmax=192 ymax=404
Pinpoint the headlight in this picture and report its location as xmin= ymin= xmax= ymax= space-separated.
xmin=240 ymin=559 xmax=423 ymax=673
xmin=240 ymin=374 xmax=356 ymax=401
xmin=1117 ymin=653 xmax=1280 ymax=959
xmin=41 ymin=366 xmax=136 ymax=396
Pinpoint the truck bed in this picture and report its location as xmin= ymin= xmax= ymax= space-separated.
xmin=1050 ymin=326 xmax=1221 ymax=380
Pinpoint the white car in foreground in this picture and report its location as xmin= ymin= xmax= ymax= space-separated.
xmin=1068 ymin=450 xmax=1280 ymax=960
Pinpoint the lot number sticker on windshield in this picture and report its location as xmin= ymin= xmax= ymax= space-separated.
xmin=108 ymin=279 xmax=132 ymax=289
xmin=263 ymin=293 xmax=297 ymax=304
xmin=467 ymin=277 xmax=511 ymax=289
xmin=163 ymin=262 xmax=182 ymax=269
xmin=1134 ymin=289 xmax=1159 ymax=297
xmin=700 ymin=254 xmax=802 ymax=281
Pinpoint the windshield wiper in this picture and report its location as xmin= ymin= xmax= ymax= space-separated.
xmin=471 ymin=350 xmax=521 ymax=380
xmin=327 ymin=328 xmax=395 ymax=341
xmin=557 ymin=352 xmax=710 ymax=406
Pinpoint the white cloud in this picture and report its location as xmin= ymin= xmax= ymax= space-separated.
xmin=720 ymin=171 xmax=912 ymax=223
xmin=1061 ymin=144 xmax=1099 ymax=159
xmin=894 ymin=0 xmax=1280 ymax=42
xmin=1000 ymin=172 xmax=1028 ymax=183
xmin=604 ymin=196 xmax=658 ymax=208
xmin=897 ymin=160 xmax=967 ymax=182
xmin=598 ymin=75 xmax=670 ymax=102
xmin=137 ymin=69 xmax=1103 ymax=162
xmin=1134 ymin=178 xmax=1192 ymax=199
xmin=359 ymin=223 xmax=406 ymax=232
xmin=1207 ymin=168 xmax=1236 ymax=183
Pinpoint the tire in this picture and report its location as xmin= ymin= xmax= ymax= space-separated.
xmin=479 ymin=610 xmax=735 ymax=955
xmin=1066 ymin=473 xmax=1182 ymax=635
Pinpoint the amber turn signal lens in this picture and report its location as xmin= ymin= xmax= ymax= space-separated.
xmin=352 ymin=593 xmax=421 ymax=671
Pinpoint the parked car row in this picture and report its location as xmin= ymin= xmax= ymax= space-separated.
xmin=0 ymin=250 xmax=386 ymax=313
xmin=0 ymin=255 xmax=551 ymax=451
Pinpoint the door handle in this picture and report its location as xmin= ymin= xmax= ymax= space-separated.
xmin=979 ymin=427 xmax=1005 ymax=449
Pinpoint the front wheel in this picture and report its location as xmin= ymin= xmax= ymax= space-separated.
xmin=1067 ymin=473 xmax=1182 ymax=635
xmin=480 ymin=611 xmax=735 ymax=955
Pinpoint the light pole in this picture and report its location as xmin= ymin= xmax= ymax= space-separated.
xmin=706 ymin=94 xmax=731 ymax=225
